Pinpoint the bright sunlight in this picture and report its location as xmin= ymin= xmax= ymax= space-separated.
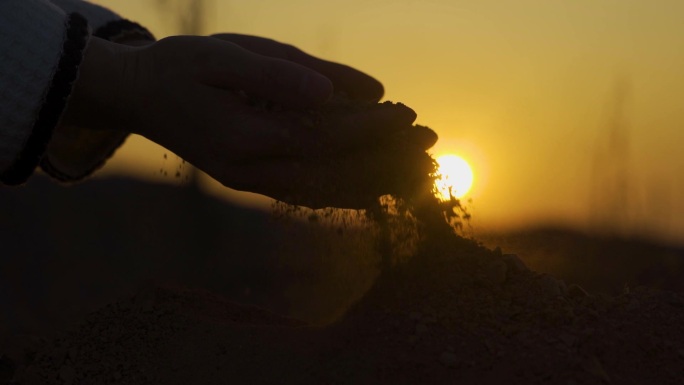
xmin=435 ymin=154 xmax=474 ymax=200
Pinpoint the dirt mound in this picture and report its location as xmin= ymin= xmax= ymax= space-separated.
xmin=6 ymin=231 xmax=684 ymax=384
xmin=333 ymin=234 xmax=684 ymax=384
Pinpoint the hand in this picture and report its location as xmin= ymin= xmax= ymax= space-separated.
xmin=63 ymin=35 xmax=435 ymax=209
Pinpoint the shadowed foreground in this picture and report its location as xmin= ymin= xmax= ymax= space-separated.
xmin=1 ymin=177 xmax=683 ymax=384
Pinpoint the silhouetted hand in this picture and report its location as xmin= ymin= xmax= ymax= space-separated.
xmin=62 ymin=35 xmax=436 ymax=209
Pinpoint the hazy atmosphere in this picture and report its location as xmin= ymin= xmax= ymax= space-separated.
xmin=93 ymin=0 xmax=684 ymax=243
xmin=4 ymin=2 xmax=684 ymax=383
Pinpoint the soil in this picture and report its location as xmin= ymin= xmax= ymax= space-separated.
xmin=2 ymin=178 xmax=683 ymax=384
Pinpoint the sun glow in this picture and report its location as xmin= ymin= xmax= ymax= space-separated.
xmin=435 ymin=154 xmax=474 ymax=200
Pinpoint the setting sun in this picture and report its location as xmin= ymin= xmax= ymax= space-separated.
xmin=435 ymin=154 xmax=474 ymax=200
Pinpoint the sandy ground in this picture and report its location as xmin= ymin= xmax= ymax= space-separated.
xmin=1 ymin=177 xmax=684 ymax=384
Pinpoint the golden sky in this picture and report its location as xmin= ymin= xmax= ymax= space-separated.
xmin=92 ymin=0 xmax=684 ymax=243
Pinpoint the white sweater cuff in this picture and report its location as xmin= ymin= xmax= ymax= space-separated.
xmin=0 ymin=0 xmax=89 ymax=184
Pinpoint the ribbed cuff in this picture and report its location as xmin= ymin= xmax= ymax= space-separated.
xmin=0 ymin=12 xmax=90 ymax=185
xmin=39 ymin=19 xmax=155 ymax=183
xmin=94 ymin=19 xmax=155 ymax=42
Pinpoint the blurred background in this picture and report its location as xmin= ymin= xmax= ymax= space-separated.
xmin=92 ymin=0 xmax=684 ymax=244
xmin=2 ymin=0 xmax=684 ymax=338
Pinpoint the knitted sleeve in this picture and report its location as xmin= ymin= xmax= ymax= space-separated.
xmin=0 ymin=0 xmax=89 ymax=185
xmin=41 ymin=0 xmax=155 ymax=182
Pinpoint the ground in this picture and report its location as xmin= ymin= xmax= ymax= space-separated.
xmin=1 ymin=177 xmax=683 ymax=384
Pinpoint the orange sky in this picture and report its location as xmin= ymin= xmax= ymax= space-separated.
xmin=91 ymin=0 xmax=684 ymax=243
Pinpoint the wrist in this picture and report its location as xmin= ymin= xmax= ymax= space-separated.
xmin=116 ymin=37 xmax=154 ymax=47
xmin=61 ymin=36 xmax=135 ymax=133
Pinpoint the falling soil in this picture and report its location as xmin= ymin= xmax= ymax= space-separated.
xmin=3 ymin=98 xmax=684 ymax=384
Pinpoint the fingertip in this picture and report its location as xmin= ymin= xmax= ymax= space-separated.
xmin=389 ymin=102 xmax=417 ymax=124
xmin=364 ymin=78 xmax=384 ymax=102
xmin=414 ymin=125 xmax=438 ymax=149
xmin=301 ymin=72 xmax=333 ymax=106
xmin=361 ymin=103 xmax=417 ymax=136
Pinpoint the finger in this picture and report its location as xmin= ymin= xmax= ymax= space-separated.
xmin=321 ymin=103 xmax=418 ymax=151
xmin=252 ymin=102 xmax=418 ymax=160
xmin=300 ymin=57 xmax=384 ymax=102
xmin=215 ymin=100 xmax=418 ymax=159
xmin=198 ymin=83 xmax=422 ymax=162
xmin=198 ymin=39 xmax=333 ymax=108
xmin=212 ymin=34 xmax=384 ymax=102
xmin=401 ymin=124 xmax=438 ymax=150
